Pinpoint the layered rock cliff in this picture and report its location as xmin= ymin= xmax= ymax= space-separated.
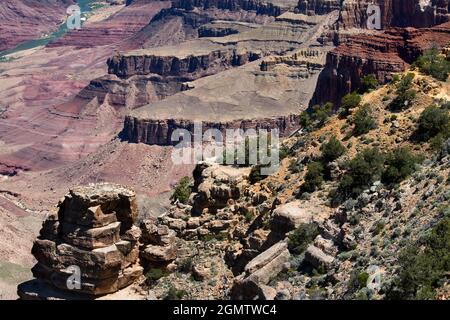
xmin=338 ymin=0 xmax=449 ymax=30
xmin=296 ymin=0 xmax=341 ymax=15
xmin=107 ymin=47 xmax=262 ymax=79
xmin=312 ymin=21 xmax=450 ymax=106
xmin=171 ymin=0 xmax=295 ymax=16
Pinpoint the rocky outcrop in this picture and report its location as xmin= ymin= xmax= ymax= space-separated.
xmin=139 ymin=219 xmax=177 ymax=263
xmin=17 ymin=183 xmax=143 ymax=299
xmin=338 ymin=0 xmax=449 ymax=30
xmin=312 ymin=22 xmax=450 ymax=106
xmin=296 ymin=0 xmax=341 ymax=15
xmin=172 ymin=0 xmax=291 ymax=16
xmin=270 ymin=201 xmax=314 ymax=234
xmin=191 ymin=163 xmax=250 ymax=215
xmin=231 ymin=242 xmax=291 ymax=299
xmin=121 ymin=114 xmax=300 ymax=145
xmin=107 ymin=49 xmax=262 ymax=79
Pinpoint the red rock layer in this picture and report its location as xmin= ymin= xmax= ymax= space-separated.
xmin=338 ymin=0 xmax=449 ymax=30
xmin=312 ymin=21 xmax=450 ymax=106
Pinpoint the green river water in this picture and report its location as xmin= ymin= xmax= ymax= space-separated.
xmin=0 ymin=0 xmax=99 ymax=59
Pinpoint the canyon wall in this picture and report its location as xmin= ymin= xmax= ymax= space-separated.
xmin=296 ymin=0 xmax=341 ymax=15
xmin=107 ymin=49 xmax=262 ymax=78
xmin=312 ymin=23 xmax=450 ymax=106
xmin=338 ymin=0 xmax=449 ymax=29
xmin=121 ymin=114 xmax=300 ymax=145
xmin=171 ymin=0 xmax=290 ymax=16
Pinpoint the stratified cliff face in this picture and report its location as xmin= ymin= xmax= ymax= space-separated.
xmin=338 ymin=0 xmax=449 ymax=29
xmin=107 ymin=48 xmax=262 ymax=79
xmin=121 ymin=115 xmax=300 ymax=145
xmin=312 ymin=22 xmax=450 ymax=106
xmin=296 ymin=0 xmax=341 ymax=15
xmin=0 ymin=0 xmax=74 ymax=51
xmin=172 ymin=0 xmax=294 ymax=16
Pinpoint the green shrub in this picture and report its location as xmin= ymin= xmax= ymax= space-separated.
xmin=300 ymin=111 xmax=313 ymax=130
xmin=333 ymin=148 xmax=385 ymax=202
xmin=301 ymin=102 xmax=334 ymax=130
xmin=178 ymin=257 xmax=193 ymax=273
xmin=387 ymin=217 xmax=450 ymax=300
xmin=417 ymin=105 xmax=450 ymax=141
xmin=301 ymin=161 xmax=324 ymax=193
xmin=360 ymin=74 xmax=378 ymax=93
xmin=389 ymin=73 xmax=416 ymax=111
xmin=353 ymin=104 xmax=377 ymax=136
xmin=164 ymin=286 xmax=187 ymax=300
xmin=171 ymin=176 xmax=192 ymax=204
xmin=312 ymin=102 xmax=333 ymax=127
xmin=288 ymin=223 xmax=319 ymax=255
xmin=279 ymin=144 xmax=293 ymax=160
xmin=249 ymin=165 xmax=264 ymax=184
xmin=320 ymin=136 xmax=346 ymax=163
xmin=340 ymin=92 xmax=362 ymax=116
xmin=145 ymin=268 xmax=168 ymax=283
xmin=414 ymin=48 xmax=450 ymax=81
xmin=382 ymin=148 xmax=421 ymax=185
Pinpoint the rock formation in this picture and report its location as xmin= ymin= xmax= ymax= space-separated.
xmin=296 ymin=0 xmax=341 ymax=15
xmin=172 ymin=0 xmax=295 ymax=16
xmin=337 ymin=0 xmax=449 ymax=30
xmin=17 ymin=183 xmax=143 ymax=299
xmin=312 ymin=21 xmax=450 ymax=106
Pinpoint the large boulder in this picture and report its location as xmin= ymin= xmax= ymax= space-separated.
xmin=304 ymin=245 xmax=335 ymax=270
xmin=231 ymin=242 xmax=290 ymax=299
xmin=271 ymin=201 xmax=314 ymax=234
xmin=139 ymin=219 xmax=177 ymax=263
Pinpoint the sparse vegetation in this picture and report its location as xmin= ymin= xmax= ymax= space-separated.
xmin=164 ymin=286 xmax=187 ymax=300
xmin=389 ymin=73 xmax=416 ymax=112
xmin=301 ymin=161 xmax=324 ymax=193
xmin=171 ymin=176 xmax=192 ymax=204
xmin=387 ymin=217 xmax=450 ymax=300
xmin=340 ymin=92 xmax=362 ymax=116
xmin=417 ymin=105 xmax=450 ymax=144
xmin=352 ymin=104 xmax=377 ymax=136
xmin=382 ymin=148 xmax=422 ymax=185
xmin=413 ymin=48 xmax=450 ymax=81
xmin=320 ymin=136 xmax=346 ymax=163
xmin=288 ymin=223 xmax=319 ymax=255
xmin=300 ymin=102 xmax=334 ymax=130
xmin=360 ymin=74 xmax=378 ymax=93
xmin=332 ymin=148 xmax=385 ymax=204
xmin=145 ymin=268 xmax=168 ymax=283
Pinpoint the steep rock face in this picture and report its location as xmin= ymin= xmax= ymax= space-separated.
xmin=121 ymin=114 xmax=300 ymax=145
xmin=312 ymin=22 xmax=450 ymax=106
xmin=172 ymin=0 xmax=295 ymax=16
xmin=17 ymin=184 xmax=143 ymax=298
xmin=107 ymin=48 xmax=262 ymax=78
xmin=0 ymin=0 xmax=74 ymax=51
xmin=338 ymin=0 xmax=449 ymax=30
xmin=296 ymin=0 xmax=341 ymax=15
